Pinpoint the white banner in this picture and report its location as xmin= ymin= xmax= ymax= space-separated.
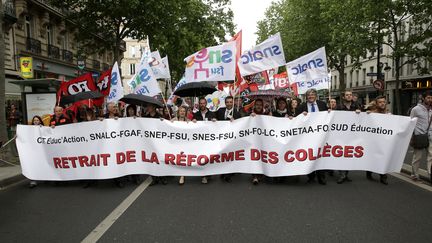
xmin=17 ymin=112 xmax=415 ymax=181
xmin=161 ymin=56 xmax=171 ymax=79
xmin=294 ymin=74 xmax=331 ymax=95
xmin=127 ymin=58 xmax=161 ymax=96
xmin=238 ymin=33 xmax=286 ymax=76
xmin=184 ymin=42 xmax=236 ymax=82
xmin=149 ymin=51 xmax=170 ymax=79
xmin=107 ymin=62 xmax=124 ymax=102
xmin=286 ymin=47 xmax=328 ymax=85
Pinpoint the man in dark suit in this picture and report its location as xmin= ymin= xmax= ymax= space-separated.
xmin=216 ymin=96 xmax=241 ymax=182
xmin=295 ymin=88 xmax=328 ymax=185
xmin=193 ymin=97 xmax=216 ymax=121
xmin=336 ymin=89 xmax=361 ymax=184
xmin=295 ymin=89 xmax=328 ymax=115
xmin=216 ymin=96 xmax=242 ymax=121
xmin=192 ymin=97 xmax=215 ymax=184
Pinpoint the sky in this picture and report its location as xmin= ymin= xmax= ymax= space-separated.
xmin=230 ymin=0 xmax=276 ymax=50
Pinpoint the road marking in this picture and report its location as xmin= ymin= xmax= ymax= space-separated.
xmin=81 ymin=177 xmax=152 ymax=243
xmin=390 ymin=173 xmax=432 ymax=192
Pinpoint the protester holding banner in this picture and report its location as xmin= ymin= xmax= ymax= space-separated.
xmin=192 ymin=98 xmax=215 ymax=184
xmin=295 ymin=89 xmax=327 ymax=185
xmin=126 ymin=105 xmax=138 ymax=118
xmin=172 ymin=106 xmax=191 ymax=185
xmin=216 ymin=96 xmax=241 ymax=183
xmin=273 ymin=98 xmax=289 ymax=118
xmin=410 ymin=91 xmax=432 ymax=183
xmin=143 ymin=104 xmax=168 ymax=185
xmin=104 ymin=102 xmax=120 ymax=119
xmin=336 ymin=90 xmax=361 ymax=184
xmin=50 ymin=106 xmax=71 ymax=127
xmin=366 ymin=96 xmax=389 ymax=185
xmin=28 ymin=115 xmax=44 ymax=188
xmin=193 ymin=97 xmax=216 ymax=122
xmin=287 ymin=99 xmax=299 ymax=117
xmin=216 ymin=96 xmax=241 ymax=121
xmin=329 ymin=98 xmax=337 ymax=110
xmin=250 ymin=98 xmax=270 ymax=185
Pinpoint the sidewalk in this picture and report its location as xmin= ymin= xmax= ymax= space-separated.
xmin=0 ymin=165 xmax=25 ymax=189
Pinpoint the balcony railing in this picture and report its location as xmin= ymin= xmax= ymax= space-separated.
xmin=3 ymin=0 xmax=17 ymax=26
xmin=26 ymin=38 xmax=41 ymax=54
xmin=48 ymin=44 xmax=60 ymax=59
xmin=62 ymin=50 xmax=73 ymax=63
xmin=93 ymin=60 xmax=100 ymax=70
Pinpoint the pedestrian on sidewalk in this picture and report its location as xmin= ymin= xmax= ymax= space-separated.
xmin=410 ymin=91 xmax=432 ymax=183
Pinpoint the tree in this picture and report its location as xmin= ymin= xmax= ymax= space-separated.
xmin=256 ymin=0 xmax=373 ymax=92
xmin=50 ymin=0 xmax=234 ymax=82
xmin=0 ymin=0 xmax=8 ymax=145
xmin=366 ymin=0 xmax=432 ymax=114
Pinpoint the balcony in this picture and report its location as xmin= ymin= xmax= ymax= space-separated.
xmin=3 ymin=0 xmax=17 ymax=29
xmin=62 ymin=50 xmax=73 ymax=63
xmin=26 ymin=38 xmax=41 ymax=54
xmin=93 ymin=60 xmax=100 ymax=70
xmin=48 ymin=44 xmax=60 ymax=59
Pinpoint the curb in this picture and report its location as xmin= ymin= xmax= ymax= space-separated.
xmin=401 ymin=164 xmax=431 ymax=182
xmin=0 ymin=173 xmax=26 ymax=189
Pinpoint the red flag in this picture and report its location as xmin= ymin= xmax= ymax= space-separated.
xmin=273 ymin=72 xmax=290 ymax=89
xmin=97 ymin=69 xmax=112 ymax=96
xmin=229 ymin=31 xmax=243 ymax=90
xmin=62 ymin=73 xmax=96 ymax=96
xmin=94 ymin=68 xmax=112 ymax=106
xmin=56 ymin=72 xmax=96 ymax=107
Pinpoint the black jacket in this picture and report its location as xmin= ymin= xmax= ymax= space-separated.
xmin=216 ymin=107 xmax=241 ymax=120
xmin=193 ymin=109 xmax=216 ymax=121
xmin=295 ymin=100 xmax=328 ymax=116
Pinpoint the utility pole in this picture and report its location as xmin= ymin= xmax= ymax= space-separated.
xmin=0 ymin=0 xmax=9 ymax=145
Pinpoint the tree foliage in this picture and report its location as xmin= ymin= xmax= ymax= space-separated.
xmin=257 ymin=0 xmax=372 ymax=91
xmin=257 ymin=0 xmax=432 ymax=114
xmin=50 ymin=0 xmax=234 ymax=82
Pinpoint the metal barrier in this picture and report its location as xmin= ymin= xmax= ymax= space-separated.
xmin=0 ymin=135 xmax=19 ymax=166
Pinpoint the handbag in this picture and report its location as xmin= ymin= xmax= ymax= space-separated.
xmin=412 ymin=110 xmax=432 ymax=149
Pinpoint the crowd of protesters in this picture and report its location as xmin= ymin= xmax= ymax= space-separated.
xmin=22 ymin=87 xmax=432 ymax=188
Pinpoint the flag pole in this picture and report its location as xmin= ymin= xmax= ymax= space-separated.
xmin=161 ymin=93 xmax=172 ymax=120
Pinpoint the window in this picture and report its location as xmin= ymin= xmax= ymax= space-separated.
xmin=362 ymin=69 xmax=366 ymax=86
xmin=25 ymin=15 xmax=32 ymax=38
xmin=369 ymin=67 xmax=374 ymax=84
xmin=350 ymin=71 xmax=353 ymax=87
xmin=61 ymin=33 xmax=68 ymax=50
xmin=130 ymin=46 xmax=136 ymax=58
xmin=47 ymin=25 xmax=53 ymax=45
xmin=130 ymin=63 xmax=135 ymax=75
xmin=407 ymin=58 xmax=413 ymax=75
xmin=356 ymin=70 xmax=360 ymax=86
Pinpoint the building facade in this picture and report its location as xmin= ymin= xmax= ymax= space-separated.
xmin=121 ymin=37 xmax=170 ymax=98
xmin=2 ymin=0 xmax=125 ymax=102
xmin=330 ymin=34 xmax=431 ymax=115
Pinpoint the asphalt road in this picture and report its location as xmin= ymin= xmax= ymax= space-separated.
xmin=1 ymin=172 xmax=431 ymax=242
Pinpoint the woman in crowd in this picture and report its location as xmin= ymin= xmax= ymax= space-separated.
xmin=328 ymin=98 xmax=337 ymax=110
xmin=162 ymin=106 xmax=172 ymax=120
xmin=288 ymin=99 xmax=299 ymax=117
xmin=172 ymin=106 xmax=190 ymax=185
xmin=273 ymin=98 xmax=289 ymax=118
xmin=29 ymin=115 xmax=44 ymax=188
xmin=126 ymin=104 xmax=137 ymax=118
